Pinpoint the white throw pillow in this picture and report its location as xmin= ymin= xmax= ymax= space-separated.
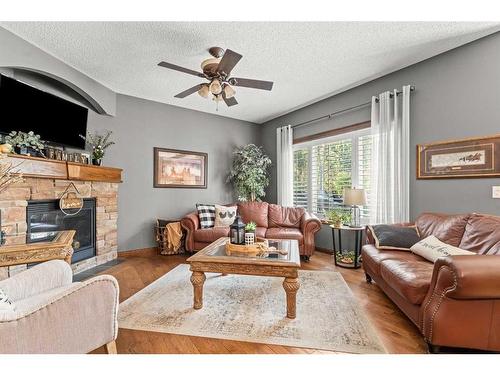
xmin=214 ymin=205 xmax=237 ymax=227
xmin=410 ymin=235 xmax=474 ymax=263
xmin=0 ymin=288 xmax=15 ymax=311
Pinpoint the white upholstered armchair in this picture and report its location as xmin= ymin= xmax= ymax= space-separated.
xmin=0 ymin=260 xmax=119 ymax=354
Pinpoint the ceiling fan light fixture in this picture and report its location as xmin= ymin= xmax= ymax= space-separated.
xmin=197 ymin=84 xmax=210 ymax=98
xmin=223 ymin=84 xmax=236 ymax=99
xmin=213 ymin=94 xmax=223 ymax=102
xmin=209 ymin=79 xmax=223 ymax=95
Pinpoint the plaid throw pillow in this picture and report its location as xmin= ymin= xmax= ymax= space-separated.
xmin=196 ymin=204 xmax=216 ymax=229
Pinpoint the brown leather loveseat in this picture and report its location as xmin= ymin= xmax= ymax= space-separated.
xmin=362 ymin=212 xmax=500 ymax=353
xmin=181 ymin=202 xmax=321 ymax=259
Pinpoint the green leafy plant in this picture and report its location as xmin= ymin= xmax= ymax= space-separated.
xmin=245 ymin=221 xmax=257 ymax=232
xmin=4 ymin=131 xmax=45 ymax=155
xmin=227 ymin=144 xmax=272 ymax=202
xmin=326 ymin=207 xmax=352 ymax=227
xmin=79 ymin=130 xmax=115 ymax=161
xmin=335 ymin=250 xmax=356 ymax=265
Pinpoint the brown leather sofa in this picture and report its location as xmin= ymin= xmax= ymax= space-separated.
xmin=362 ymin=212 xmax=500 ymax=353
xmin=181 ymin=202 xmax=321 ymax=258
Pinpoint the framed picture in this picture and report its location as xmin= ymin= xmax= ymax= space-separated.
xmin=153 ymin=147 xmax=208 ymax=188
xmin=417 ymin=134 xmax=500 ymax=179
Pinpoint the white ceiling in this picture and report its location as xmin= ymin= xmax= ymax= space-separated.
xmin=2 ymin=22 xmax=500 ymax=124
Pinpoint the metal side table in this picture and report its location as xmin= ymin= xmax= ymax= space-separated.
xmin=330 ymin=225 xmax=365 ymax=269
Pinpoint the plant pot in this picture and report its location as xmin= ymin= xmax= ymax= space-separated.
xmin=332 ymin=221 xmax=342 ymax=228
xmin=92 ymin=158 xmax=102 ymax=166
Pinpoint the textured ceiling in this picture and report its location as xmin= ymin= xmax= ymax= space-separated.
xmin=2 ymin=22 xmax=500 ymax=123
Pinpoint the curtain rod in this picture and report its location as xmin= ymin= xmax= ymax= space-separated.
xmin=291 ymin=85 xmax=415 ymax=129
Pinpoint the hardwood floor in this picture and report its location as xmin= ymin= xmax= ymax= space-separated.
xmin=92 ymin=250 xmax=428 ymax=354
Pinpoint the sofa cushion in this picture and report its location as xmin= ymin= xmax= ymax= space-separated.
xmin=411 ymin=235 xmax=474 ymax=263
xmin=368 ymin=224 xmax=420 ymax=251
xmin=459 ymin=213 xmax=500 ymax=254
xmin=268 ymin=204 xmax=304 ymax=228
xmin=238 ymin=202 xmax=269 ymax=228
xmin=214 ymin=205 xmax=237 ymax=227
xmin=255 ymin=227 xmax=267 ymax=239
xmin=380 ymin=258 xmax=434 ymax=305
xmin=266 ymin=227 xmax=303 ymax=243
xmin=362 ymin=245 xmax=426 ymax=275
xmin=415 ymin=213 xmax=470 ymax=247
xmin=193 ymin=227 xmax=229 ymax=243
xmin=196 ymin=204 xmax=216 ymax=228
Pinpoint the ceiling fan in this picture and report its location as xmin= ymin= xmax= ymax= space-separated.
xmin=158 ymin=46 xmax=274 ymax=108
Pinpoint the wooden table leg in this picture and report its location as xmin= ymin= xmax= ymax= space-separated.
xmin=190 ymin=271 xmax=206 ymax=309
xmin=283 ymin=277 xmax=300 ymax=319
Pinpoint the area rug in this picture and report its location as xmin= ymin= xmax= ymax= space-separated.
xmin=118 ymin=264 xmax=386 ymax=353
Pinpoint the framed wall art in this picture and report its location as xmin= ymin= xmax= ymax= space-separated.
xmin=417 ymin=134 xmax=500 ymax=179
xmin=153 ymin=147 xmax=208 ymax=188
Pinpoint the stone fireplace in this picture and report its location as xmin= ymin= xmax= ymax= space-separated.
xmin=0 ymin=175 xmax=119 ymax=277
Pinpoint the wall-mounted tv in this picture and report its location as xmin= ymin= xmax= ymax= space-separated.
xmin=0 ymin=74 xmax=88 ymax=149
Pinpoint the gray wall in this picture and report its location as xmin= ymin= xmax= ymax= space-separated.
xmin=87 ymin=94 xmax=259 ymax=251
xmin=261 ymin=32 xmax=500 ymax=250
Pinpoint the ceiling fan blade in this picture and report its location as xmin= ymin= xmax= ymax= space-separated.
xmin=216 ymin=49 xmax=243 ymax=76
xmin=230 ymin=77 xmax=273 ymax=91
xmin=174 ymin=84 xmax=203 ymax=98
xmin=222 ymin=91 xmax=238 ymax=107
xmin=158 ymin=61 xmax=205 ymax=78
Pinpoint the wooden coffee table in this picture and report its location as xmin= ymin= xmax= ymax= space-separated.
xmin=186 ymin=237 xmax=301 ymax=319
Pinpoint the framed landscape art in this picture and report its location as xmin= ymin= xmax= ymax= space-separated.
xmin=417 ymin=134 xmax=500 ymax=179
xmin=154 ymin=147 xmax=208 ymax=188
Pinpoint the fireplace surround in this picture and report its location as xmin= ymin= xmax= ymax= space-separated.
xmin=26 ymin=198 xmax=96 ymax=263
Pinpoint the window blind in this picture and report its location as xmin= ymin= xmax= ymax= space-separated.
xmin=293 ymin=129 xmax=372 ymax=222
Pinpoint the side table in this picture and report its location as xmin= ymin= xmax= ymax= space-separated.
xmin=330 ymin=225 xmax=365 ymax=269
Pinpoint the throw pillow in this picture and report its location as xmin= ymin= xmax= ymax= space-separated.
xmin=214 ymin=205 xmax=237 ymax=227
xmin=0 ymin=288 xmax=15 ymax=311
xmin=368 ymin=224 xmax=421 ymax=251
xmin=196 ymin=204 xmax=216 ymax=229
xmin=410 ymin=235 xmax=475 ymax=263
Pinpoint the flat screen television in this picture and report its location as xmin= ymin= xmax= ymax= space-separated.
xmin=0 ymin=74 xmax=88 ymax=149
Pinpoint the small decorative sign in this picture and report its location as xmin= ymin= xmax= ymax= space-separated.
xmin=417 ymin=134 xmax=500 ymax=179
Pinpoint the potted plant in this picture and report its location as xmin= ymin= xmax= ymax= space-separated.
xmin=244 ymin=221 xmax=257 ymax=245
xmin=227 ymin=144 xmax=272 ymax=201
xmin=4 ymin=131 xmax=45 ymax=157
xmin=245 ymin=221 xmax=257 ymax=234
xmin=326 ymin=207 xmax=353 ymax=227
xmin=79 ymin=130 xmax=115 ymax=166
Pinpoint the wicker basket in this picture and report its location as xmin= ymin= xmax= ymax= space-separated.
xmin=155 ymin=219 xmax=185 ymax=255
xmin=225 ymin=237 xmax=269 ymax=257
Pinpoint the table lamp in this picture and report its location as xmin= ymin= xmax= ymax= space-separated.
xmin=343 ymin=187 xmax=366 ymax=228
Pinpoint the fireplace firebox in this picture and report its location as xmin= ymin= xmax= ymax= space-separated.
xmin=26 ymin=199 xmax=97 ymax=263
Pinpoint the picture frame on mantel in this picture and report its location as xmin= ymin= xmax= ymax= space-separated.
xmin=153 ymin=147 xmax=208 ymax=188
xmin=417 ymin=134 xmax=500 ymax=179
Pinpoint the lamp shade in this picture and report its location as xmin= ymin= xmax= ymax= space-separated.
xmin=343 ymin=187 xmax=366 ymax=206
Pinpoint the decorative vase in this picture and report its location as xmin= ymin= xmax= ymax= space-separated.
xmin=92 ymin=158 xmax=102 ymax=166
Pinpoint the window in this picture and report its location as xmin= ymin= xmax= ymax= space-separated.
xmin=293 ymin=128 xmax=372 ymax=223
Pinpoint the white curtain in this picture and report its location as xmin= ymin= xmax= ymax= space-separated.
xmin=370 ymin=85 xmax=411 ymax=224
xmin=276 ymin=125 xmax=294 ymax=206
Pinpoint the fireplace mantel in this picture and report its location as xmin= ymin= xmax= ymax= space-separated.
xmin=6 ymin=154 xmax=122 ymax=183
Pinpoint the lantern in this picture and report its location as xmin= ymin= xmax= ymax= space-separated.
xmin=230 ymin=214 xmax=246 ymax=245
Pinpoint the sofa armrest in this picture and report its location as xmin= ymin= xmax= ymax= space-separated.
xmin=0 ymin=260 xmax=73 ymax=301
xmin=420 ymin=255 xmax=500 ymax=349
xmin=181 ymin=212 xmax=199 ymax=252
xmin=430 ymin=255 xmax=500 ymax=300
xmin=301 ymin=212 xmax=322 ymax=256
xmin=0 ymin=274 xmax=119 ymax=353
